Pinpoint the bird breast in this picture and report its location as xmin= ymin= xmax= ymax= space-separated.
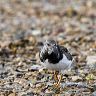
xmin=41 ymin=54 xmax=73 ymax=71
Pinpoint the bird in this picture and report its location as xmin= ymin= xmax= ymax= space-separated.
xmin=39 ymin=40 xmax=73 ymax=87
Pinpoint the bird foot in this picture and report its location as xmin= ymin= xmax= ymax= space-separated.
xmin=54 ymin=82 xmax=60 ymax=88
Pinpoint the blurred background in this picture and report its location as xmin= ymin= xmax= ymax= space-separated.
xmin=0 ymin=0 xmax=96 ymax=95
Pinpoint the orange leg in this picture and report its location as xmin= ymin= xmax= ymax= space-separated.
xmin=54 ymin=71 xmax=59 ymax=81
xmin=53 ymin=71 xmax=62 ymax=87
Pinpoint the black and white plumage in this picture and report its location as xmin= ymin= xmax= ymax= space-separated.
xmin=39 ymin=40 xmax=73 ymax=71
xmin=39 ymin=40 xmax=73 ymax=87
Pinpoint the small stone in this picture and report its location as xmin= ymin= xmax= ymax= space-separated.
xmin=86 ymin=55 xmax=96 ymax=68
xmin=26 ymin=91 xmax=34 ymax=96
xmin=86 ymin=74 xmax=95 ymax=81
xmin=29 ymin=65 xmax=42 ymax=71
xmin=35 ymin=83 xmax=41 ymax=88
xmin=8 ymin=92 xmax=16 ymax=96
xmin=71 ymin=76 xmax=82 ymax=81
xmin=92 ymin=91 xmax=96 ymax=96
xmin=31 ymin=30 xmax=41 ymax=36
xmin=14 ymin=78 xmax=27 ymax=87
xmin=16 ymin=72 xmax=24 ymax=78
xmin=93 ymin=83 xmax=96 ymax=91
xmin=18 ymin=92 xmax=26 ymax=96
xmin=46 ymin=82 xmax=53 ymax=86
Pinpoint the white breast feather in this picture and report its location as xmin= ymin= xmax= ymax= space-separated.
xmin=41 ymin=54 xmax=73 ymax=71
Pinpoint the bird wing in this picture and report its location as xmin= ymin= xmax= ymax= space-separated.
xmin=59 ymin=45 xmax=73 ymax=61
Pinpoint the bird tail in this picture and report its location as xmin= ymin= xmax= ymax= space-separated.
xmin=71 ymin=58 xmax=79 ymax=75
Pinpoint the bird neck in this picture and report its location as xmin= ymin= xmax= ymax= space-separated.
xmin=47 ymin=50 xmax=63 ymax=64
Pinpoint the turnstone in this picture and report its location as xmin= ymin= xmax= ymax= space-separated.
xmin=39 ymin=40 xmax=73 ymax=86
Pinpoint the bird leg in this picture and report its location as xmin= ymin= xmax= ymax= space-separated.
xmin=53 ymin=71 xmax=62 ymax=87
xmin=54 ymin=71 xmax=59 ymax=82
xmin=57 ymin=73 xmax=62 ymax=86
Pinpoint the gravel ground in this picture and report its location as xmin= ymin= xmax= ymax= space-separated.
xmin=0 ymin=0 xmax=96 ymax=96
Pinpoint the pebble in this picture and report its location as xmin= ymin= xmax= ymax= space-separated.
xmin=71 ymin=76 xmax=82 ymax=81
xmin=92 ymin=91 xmax=96 ymax=96
xmin=8 ymin=92 xmax=16 ymax=96
xmin=86 ymin=55 xmax=96 ymax=68
xmin=31 ymin=30 xmax=42 ymax=36
xmin=29 ymin=65 xmax=42 ymax=71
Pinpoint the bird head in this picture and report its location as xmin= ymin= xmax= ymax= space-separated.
xmin=40 ymin=40 xmax=60 ymax=62
xmin=43 ymin=40 xmax=58 ymax=55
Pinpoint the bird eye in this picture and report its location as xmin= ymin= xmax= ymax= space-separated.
xmin=47 ymin=43 xmax=50 ymax=46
